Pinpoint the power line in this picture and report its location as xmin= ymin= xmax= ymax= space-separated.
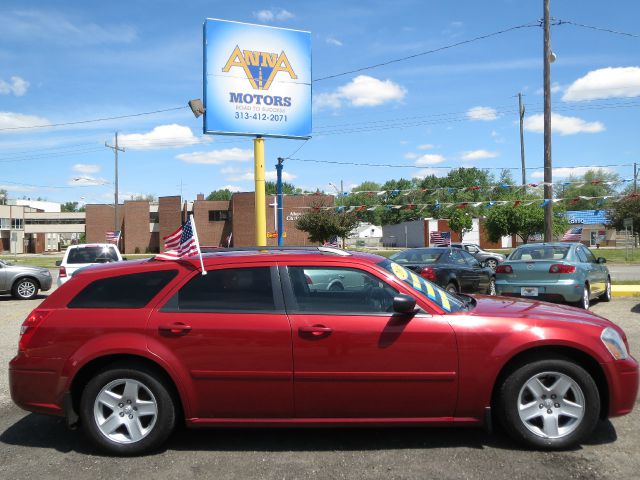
xmin=314 ymin=22 xmax=541 ymax=82
xmin=0 ymin=106 xmax=187 ymax=132
xmin=557 ymin=19 xmax=640 ymax=38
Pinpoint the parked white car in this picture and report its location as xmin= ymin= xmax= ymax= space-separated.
xmin=56 ymin=244 xmax=123 ymax=286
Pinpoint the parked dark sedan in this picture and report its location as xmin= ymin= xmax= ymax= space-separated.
xmin=389 ymin=247 xmax=496 ymax=295
xmin=437 ymin=243 xmax=505 ymax=269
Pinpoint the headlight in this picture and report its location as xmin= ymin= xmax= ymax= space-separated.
xmin=601 ymin=327 xmax=629 ymax=360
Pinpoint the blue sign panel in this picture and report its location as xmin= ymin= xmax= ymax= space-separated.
xmin=204 ymin=19 xmax=311 ymax=139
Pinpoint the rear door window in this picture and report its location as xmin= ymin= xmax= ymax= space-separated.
xmin=162 ymin=267 xmax=278 ymax=312
xmin=68 ymin=270 xmax=178 ymax=309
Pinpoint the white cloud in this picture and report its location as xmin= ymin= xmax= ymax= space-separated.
xmin=461 ymin=149 xmax=499 ymax=161
xmin=176 ymin=148 xmax=253 ymax=165
xmin=0 ymin=111 xmax=50 ymax=131
xmin=0 ymin=10 xmax=137 ymax=45
xmin=225 ymin=169 xmax=297 ymax=182
xmin=0 ymin=76 xmax=29 ymax=96
xmin=403 ymin=152 xmax=445 ymax=165
xmin=466 ymin=106 xmax=499 ymax=121
xmin=417 ymin=144 xmax=435 ymax=150
xmin=563 ymin=67 xmax=640 ymax=101
xmin=413 ymin=168 xmax=447 ymax=179
xmin=326 ymin=36 xmax=343 ymax=47
xmin=535 ymin=82 xmax=563 ymax=95
xmin=0 ymin=183 xmax=38 ymax=193
xmin=523 ymin=113 xmax=605 ymax=135
xmin=72 ymin=164 xmax=100 ymax=174
xmin=68 ymin=175 xmax=108 ymax=186
xmin=531 ymin=166 xmax=613 ymax=179
xmin=314 ymin=75 xmax=406 ymax=110
xmin=119 ymin=124 xmax=204 ymax=150
xmin=253 ymin=9 xmax=294 ymax=23
xmin=220 ymin=166 xmax=242 ymax=175
xmin=220 ymin=185 xmax=242 ymax=192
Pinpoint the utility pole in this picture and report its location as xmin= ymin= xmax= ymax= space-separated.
xmin=543 ymin=0 xmax=553 ymax=242
xmin=634 ymin=161 xmax=637 ymax=194
xmin=276 ymin=157 xmax=284 ymax=247
xmin=105 ymin=132 xmax=125 ymax=232
xmin=518 ymin=93 xmax=526 ymax=186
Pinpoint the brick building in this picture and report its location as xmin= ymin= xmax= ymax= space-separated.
xmin=85 ymin=192 xmax=335 ymax=254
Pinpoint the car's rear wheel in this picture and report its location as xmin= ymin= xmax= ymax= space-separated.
xmin=576 ymin=284 xmax=590 ymax=309
xmin=486 ymin=258 xmax=498 ymax=270
xmin=12 ymin=277 xmax=39 ymax=300
xmin=600 ymin=278 xmax=612 ymax=302
xmin=498 ymin=359 xmax=600 ymax=450
xmin=80 ymin=367 xmax=176 ymax=455
xmin=445 ymin=282 xmax=458 ymax=294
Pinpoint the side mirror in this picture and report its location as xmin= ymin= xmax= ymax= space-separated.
xmin=55 ymin=261 xmax=62 ymax=266
xmin=393 ymin=294 xmax=417 ymax=314
xmin=122 ymin=257 xmax=128 ymax=261
xmin=597 ymin=257 xmax=606 ymax=264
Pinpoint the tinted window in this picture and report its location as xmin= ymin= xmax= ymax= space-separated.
xmin=582 ymin=247 xmax=597 ymax=263
xmin=510 ymin=245 xmax=570 ymax=261
xmin=288 ymin=267 xmax=397 ymax=314
xmin=390 ymin=249 xmax=443 ymax=264
xmin=465 ymin=244 xmax=479 ymax=254
xmin=67 ymin=246 xmax=118 ymax=264
xmin=166 ymin=267 xmax=276 ymax=312
xmin=449 ymin=249 xmax=468 ymax=266
xmin=68 ymin=270 xmax=177 ymax=309
xmin=576 ymin=248 xmax=588 ymax=263
xmin=460 ymin=250 xmax=480 ymax=267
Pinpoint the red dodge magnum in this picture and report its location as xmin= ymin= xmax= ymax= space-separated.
xmin=9 ymin=248 xmax=638 ymax=455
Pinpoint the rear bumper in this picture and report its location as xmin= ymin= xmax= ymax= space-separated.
xmin=9 ymin=355 xmax=64 ymax=417
xmin=496 ymin=280 xmax=583 ymax=303
xmin=603 ymin=356 xmax=639 ymax=417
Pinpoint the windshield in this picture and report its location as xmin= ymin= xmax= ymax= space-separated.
xmin=509 ymin=245 xmax=570 ymax=261
xmin=378 ymin=259 xmax=466 ymax=313
xmin=67 ymin=246 xmax=119 ymax=264
xmin=389 ymin=249 xmax=443 ymax=265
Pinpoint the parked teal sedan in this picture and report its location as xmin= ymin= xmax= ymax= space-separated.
xmin=495 ymin=242 xmax=611 ymax=309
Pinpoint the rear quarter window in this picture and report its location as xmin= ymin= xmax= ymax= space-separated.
xmin=68 ymin=270 xmax=178 ymax=309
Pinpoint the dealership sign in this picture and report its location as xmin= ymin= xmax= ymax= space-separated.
xmin=203 ymin=19 xmax=311 ymax=139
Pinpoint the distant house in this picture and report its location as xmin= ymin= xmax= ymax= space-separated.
xmin=564 ymin=210 xmax=614 ymax=247
xmin=349 ymin=222 xmax=383 ymax=239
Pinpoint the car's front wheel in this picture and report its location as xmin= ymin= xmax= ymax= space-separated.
xmin=498 ymin=359 xmax=600 ymax=450
xmin=80 ymin=366 xmax=176 ymax=455
xmin=12 ymin=277 xmax=39 ymax=300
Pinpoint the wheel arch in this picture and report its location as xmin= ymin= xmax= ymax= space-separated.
xmin=69 ymin=354 xmax=186 ymax=424
xmin=13 ymin=275 xmax=41 ymax=290
xmin=489 ymin=345 xmax=609 ymax=420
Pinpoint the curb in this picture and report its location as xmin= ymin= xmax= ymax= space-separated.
xmin=611 ymin=286 xmax=640 ymax=298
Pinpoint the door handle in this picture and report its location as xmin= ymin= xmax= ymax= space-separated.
xmin=158 ymin=323 xmax=192 ymax=335
xmin=299 ymin=325 xmax=333 ymax=337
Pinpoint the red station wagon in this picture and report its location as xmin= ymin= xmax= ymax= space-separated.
xmin=9 ymin=247 xmax=639 ymax=455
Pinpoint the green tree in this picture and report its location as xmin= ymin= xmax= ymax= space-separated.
xmin=0 ymin=188 xmax=8 ymax=205
xmin=484 ymin=203 xmax=569 ymax=244
xmin=61 ymin=202 xmax=80 ymax=212
xmin=447 ymin=208 xmax=473 ymax=241
xmin=206 ymin=189 xmax=234 ymax=201
xmin=130 ymin=194 xmax=157 ymax=202
xmin=608 ymin=194 xmax=640 ymax=235
xmin=295 ymin=207 xmax=359 ymax=244
xmin=265 ymin=181 xmax=297 ymax=194
xmin=560 ymin=169 xmax=620 ymax=210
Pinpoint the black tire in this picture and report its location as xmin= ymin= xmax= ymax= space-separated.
xmin=486 ymin=258 xmax=498 ymax=270
xmin=12 ymin=277 xmax=39 ymax=300
xmin=497 ymin=358 xmax=600 ymax=450
xmin=600 ymin=277 xmax=612 ymax=302
xmin=488 ymin=277 xmax=497 ymax=296
xmin=576 ymin=284 xmax=590 ymax=309
xmin=445 ymin=282 xmax=458 ymax=294
xmin=80 ymin=366 xmax=176 ymax=455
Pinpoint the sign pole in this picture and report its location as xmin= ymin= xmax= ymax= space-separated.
xmin=254 ymin=137 xmax=267 ymax=246
xmin=276 ymin=157 xmax=284 ymax=246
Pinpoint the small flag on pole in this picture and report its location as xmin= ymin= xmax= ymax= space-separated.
xmin=156 ymin=215 xmax=207 ymax=274
xmin=105 ymin=231 xmax=121 ymax=244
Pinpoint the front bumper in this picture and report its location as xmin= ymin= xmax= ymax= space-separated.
xmin=604 ymin=355 xmax=639 ymax=417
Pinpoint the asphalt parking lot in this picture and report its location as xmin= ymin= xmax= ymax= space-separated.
xmin=1 ymin=290 xmax=638 ymax=480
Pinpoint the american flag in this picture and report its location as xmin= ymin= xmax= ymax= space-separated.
xmin=430 ymin=231 xmax=451 ymax=246
xmin=105 ymin=231 xmax=121 ymax=244
xmin=561 ymin=227 xmax=583 ymax=242
xmin=156 ymin=215 xmax=200 ymax=260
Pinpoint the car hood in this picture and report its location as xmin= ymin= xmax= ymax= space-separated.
xmin=6 ymin=264 xmax=49 ymax=275
xmin=466 ymin=295 xmax=613 ymax=329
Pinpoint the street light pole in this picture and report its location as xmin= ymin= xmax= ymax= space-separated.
xmin=105 ymin=132 xmax=125 ymax=232
xmin=518 ymin=93 xmax=526 ymax=186
xmin=543 ymin=0 xmax=553 ymax=242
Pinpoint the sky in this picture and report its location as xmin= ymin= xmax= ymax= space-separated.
xmin=1 ymin=0 xmax=639 ymax=204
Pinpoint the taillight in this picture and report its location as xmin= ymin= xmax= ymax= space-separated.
xmin=496 ymin=265 xmax=513 ymax=274
xmin=59 ymin=266 xmax=67 ymax=277
xmin=18 ymin=309 xmax=52 ymax=352
xmin=549 ymin=264 xmax=576 ymax=274
xmin=305 ymin=274 xmax=313 ymax=284
xmin=420 ymin=266 xmax=436 ymax=281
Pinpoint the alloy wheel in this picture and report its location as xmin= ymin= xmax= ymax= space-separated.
xmin=17 ymin=280 xmax=36 ymax=299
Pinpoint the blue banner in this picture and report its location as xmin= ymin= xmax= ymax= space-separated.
xmin=204 ymin=19 xmax=312 ymax=139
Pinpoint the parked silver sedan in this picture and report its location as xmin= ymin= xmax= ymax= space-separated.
xmin=0 ymin=259 xmax=52 ymax=300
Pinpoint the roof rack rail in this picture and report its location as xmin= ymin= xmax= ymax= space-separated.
xmin=200 ymin=246 xmax=351 ymax=256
